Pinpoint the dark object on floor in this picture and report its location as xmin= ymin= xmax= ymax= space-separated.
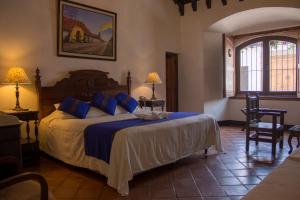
xmin=0 ymin=114 xmax=22 ymax=168
xmin=0 ymin=156 xmax=51 ymax=200
xmin=288 ymin=125 xmax=300 ymax=154
xmin=242 ymin=94 xmax=287 ymax=158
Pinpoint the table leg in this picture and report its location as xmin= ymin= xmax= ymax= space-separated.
xmin=26 ymin=120 xmax=30 ymax=142
xmin=288 ymin=133 xmax=294 ymax=154
xmin=34 ymin=119 xmax=38 ymax=143
xmin=204 ymin=148 xmax=208 ymax=159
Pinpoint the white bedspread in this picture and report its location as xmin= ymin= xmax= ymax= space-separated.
xmin=39 ymin=111 xmax=222 ymax=195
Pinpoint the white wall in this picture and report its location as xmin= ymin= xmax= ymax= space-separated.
xmin=0 ymin=0 xmax=180 ymax=110
xmin=203 ymin=32 xmax=228 ymax=121
xmin=180 ymin=0 xmax=300 ymax=124
xmin=1 ymin=0 xmax=300 ymax=125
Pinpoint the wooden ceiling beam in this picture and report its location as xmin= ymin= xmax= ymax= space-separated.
xmin=174 ymin=0 xmax=244 ymax=16
xmin=206 ymin=0 xmax=212 ymax=9
xmin=221 ymin=0 xmax=227 ymax=6
xmin=191 ymin=0 xmax=197 ymax=11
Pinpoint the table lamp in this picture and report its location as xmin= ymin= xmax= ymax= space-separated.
xmin=145 ymin=72 xmax=162 ymax=100
xmin=2 ymin=67 xmax=31 ymax=111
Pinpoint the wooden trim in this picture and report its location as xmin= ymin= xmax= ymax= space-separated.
xmin=232 ymin=26 xmax=300 ymax=40
xmin=222 ymin=34 xmax=226 ymax=97
xmin=230 ymin=95 xmax=300 ymax=101
xmin=218 ymin=120 xmax=245 ymax=126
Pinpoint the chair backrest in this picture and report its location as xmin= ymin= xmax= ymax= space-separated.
xmin=246 ymin=93 xmax=260 ymax=125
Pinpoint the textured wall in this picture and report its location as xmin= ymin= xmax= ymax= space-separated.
xmin=0 ymin=0 xmax=180 ymax=110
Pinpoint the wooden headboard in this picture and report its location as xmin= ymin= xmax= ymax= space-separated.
xmin=35 ymin=68 xmax=131 ymax=119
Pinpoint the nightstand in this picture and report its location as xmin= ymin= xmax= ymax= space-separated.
xmin=139 ymin=99 xmax=165 ymax=111
xmin=1 ymin=110 xmax=39 ymax=165
xmin=0 ymin=114 xmax=22 ymax=167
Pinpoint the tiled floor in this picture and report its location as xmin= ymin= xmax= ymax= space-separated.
xmin=24 ymin=126 xmax=295 ymax=200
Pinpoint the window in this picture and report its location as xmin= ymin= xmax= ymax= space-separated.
xmin=236 ymin=36 xmax=298 ymax=96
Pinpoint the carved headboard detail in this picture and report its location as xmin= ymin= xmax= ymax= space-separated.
xmin=35 ymin=68 xmax=131 ymax=119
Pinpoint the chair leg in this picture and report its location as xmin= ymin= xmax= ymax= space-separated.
xmin=255 ymin=131 xmax=259 ymax=146
xmin=246 ymin=130 xmax=250 ymax=153
xmin=204 ymin=148 xmax=208 ymax=159
xmin=272 ymin=136 xmax=276 ymax=158
xmin=279 ymin=131 xmax=284 ymax=149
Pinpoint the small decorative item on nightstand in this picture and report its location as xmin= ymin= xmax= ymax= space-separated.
xmin=1 ymin=110 xmax=39 ymax=165
xmin=2 ymin=67 xmax=31 ymax=111
xmin=138 ymin=97 xmax=165 ymax=112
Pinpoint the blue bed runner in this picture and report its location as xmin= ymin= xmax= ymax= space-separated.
xmin=84 ymin=112 xmax=200 ymax=163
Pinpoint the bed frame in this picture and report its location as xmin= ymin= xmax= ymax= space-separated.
xmin=35 ymin=68 xmax=131 ymax=119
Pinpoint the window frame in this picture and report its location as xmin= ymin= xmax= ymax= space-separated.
xmin=235 ymin=36 xmax=298 ymax=96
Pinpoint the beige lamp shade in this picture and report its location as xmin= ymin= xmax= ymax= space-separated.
xmin=3 ymin=67 xmax=31 ymax=84
xmin=145 ymin=72 xmax=162 ymax=84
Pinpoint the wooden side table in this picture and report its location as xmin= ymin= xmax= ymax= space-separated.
xmin=288 ymin=125 xmax=300 ymax=154
xmin=139 ymin=99 xmax=165 ymax=111
xmin=1 ymin=110 xmax=39 ymax=165
xmin=0 ymin=114 xmax=22 ymax=168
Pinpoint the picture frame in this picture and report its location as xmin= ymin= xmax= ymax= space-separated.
xmin=57 ymin=0 xmax=117 ymax=61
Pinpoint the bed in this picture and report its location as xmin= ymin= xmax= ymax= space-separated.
xmin=35 ymin=68 xmax=222 ymax=195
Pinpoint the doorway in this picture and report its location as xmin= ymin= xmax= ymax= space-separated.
xmin=166 ymin=52 xmax=179 ymax=112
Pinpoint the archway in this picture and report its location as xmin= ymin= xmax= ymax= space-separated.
xmin=202 ymin=7 xmax=300 ymax=124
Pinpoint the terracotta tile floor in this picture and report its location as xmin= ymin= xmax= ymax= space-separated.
xmin=24 ymin=126 xmax=296 ymax=200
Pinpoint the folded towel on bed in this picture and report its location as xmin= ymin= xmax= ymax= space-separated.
xmin=134 ymin=111 xmax=170 ymax=120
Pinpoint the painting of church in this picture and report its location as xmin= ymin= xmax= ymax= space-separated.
xmin=58 ymin=0 xmax=116 ymax=60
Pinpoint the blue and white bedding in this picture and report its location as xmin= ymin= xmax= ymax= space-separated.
xmin=84 ymin=112 xmax=200 ymax=163
xmin=39 ymin=109 xmax=222 ymax=195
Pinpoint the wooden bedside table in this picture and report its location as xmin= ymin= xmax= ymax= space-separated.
xmin=139 ymin=99 xmax=165 ymax=111
xmin=1 ymin=110 xmax=39 ymax=165
xmin=0 ymin=114 xmax=22 ymax=168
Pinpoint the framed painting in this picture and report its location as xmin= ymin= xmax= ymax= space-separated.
xmin=57 ymin=0 xmax=117 ymax=61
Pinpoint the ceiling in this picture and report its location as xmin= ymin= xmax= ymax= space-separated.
xmin=208 ymin=7 xmax=300 ymax=35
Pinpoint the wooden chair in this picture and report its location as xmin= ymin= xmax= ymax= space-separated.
xmin=0 ymin=156 xmax=52 ymax=200
xmin=242 ymin=94 xmax=287 ymax=158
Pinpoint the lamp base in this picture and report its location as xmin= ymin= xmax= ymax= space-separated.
xmin=12 ymin=106 xmax=29 ymax=112
xmin=150 ymin=97 xmax=157 ymax=100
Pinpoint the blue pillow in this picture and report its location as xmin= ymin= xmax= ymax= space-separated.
xmin=115 ymin=92 xmax=138 ymax=113
xmin=91 ymin=92 xmax=117 ymax=115
xmin=58 ymin=97 xmax=90 ymax=119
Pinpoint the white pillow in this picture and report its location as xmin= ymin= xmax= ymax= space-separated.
xmin=133 ymin=106 xmax=143 ymax=113
xmin=115 ymin=106 xmax=129 ymax=115
xmin=51 ymin=110 xmax=76 ymax=119
xmin=54 ymin=103 xmax=108 ymax=118
xmin=54 ymin=103 xmax=60 ymax=110
xmin=86 ymin=106 xmax=109 ymax=118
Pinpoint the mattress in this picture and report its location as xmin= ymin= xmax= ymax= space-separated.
xmin=39 ymin=110 xmax=222 ymax=195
